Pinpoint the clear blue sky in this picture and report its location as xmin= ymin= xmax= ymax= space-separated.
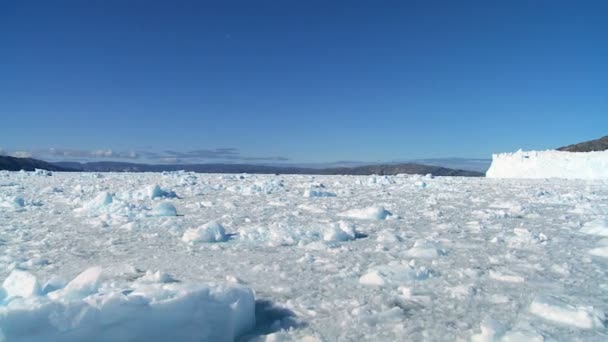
xmin=1 ymin=0 xmax=607 ymax=164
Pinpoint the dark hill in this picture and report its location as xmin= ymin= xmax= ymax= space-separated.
xmin=0 ymin=156 xmax=73 ymax=171
xmin=557 ymin=135 xmax=608 ymax=152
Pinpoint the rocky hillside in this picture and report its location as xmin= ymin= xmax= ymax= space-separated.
xmin=557 ymin=135 xmax=608 ymax=152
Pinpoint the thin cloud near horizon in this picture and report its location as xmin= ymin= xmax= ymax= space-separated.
xmin=0 ymin=147 xmax=289 ymax=164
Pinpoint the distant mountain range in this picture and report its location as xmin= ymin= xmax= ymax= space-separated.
xmin=53 ymin=161 xmax=483 ymax=176
xmin=0 ymin=156 xmax=483 ymax=176
xmin=558 ymin=135 xmax=608 ymax=152
xmin=0 ymin=156 xmax=72 ymax=172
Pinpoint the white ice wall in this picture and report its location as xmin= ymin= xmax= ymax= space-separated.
xmin=486 ymin=149 xmax=608 ymax=179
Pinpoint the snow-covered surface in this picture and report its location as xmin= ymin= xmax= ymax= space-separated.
xmin=486 ymin=149 xmax=608 ymax=179
xmin=1 ymin=171 xmax=608 ymax=340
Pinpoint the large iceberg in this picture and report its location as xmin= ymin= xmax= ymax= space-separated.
xmin=486 ymin=150 xmax=608 ymax=179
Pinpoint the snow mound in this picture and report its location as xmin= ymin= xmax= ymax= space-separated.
xmin=182 ymin=221 xmax=228 ymax=243
xmin=339 ymin=206 xmax=392 ymax=220
xmin=0 ymin=268 xmax=256 ymax=342
xmin=529 ymin=295 xmax=605 ymax=329
xmin=486 ymin=149 xmax=608 ymax=179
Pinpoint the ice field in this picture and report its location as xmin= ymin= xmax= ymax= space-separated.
xmin=1 ymin=170 xmax=608 ymax=341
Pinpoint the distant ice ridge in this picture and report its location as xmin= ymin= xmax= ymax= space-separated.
xmin=486 ymin=149 xmax=608 ymax=179
xmin=0 ymin=267 xmax=255 ymax=342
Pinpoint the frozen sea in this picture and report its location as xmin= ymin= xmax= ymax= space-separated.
xmin=1 ymin=170 xmax=607 ymax=341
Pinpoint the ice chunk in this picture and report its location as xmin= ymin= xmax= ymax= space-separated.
xmin=303 ymin=189 xmax=336 ymax=198
xmin=0 ymin=268 xmax=256 ymax=342
xmin=471 ymin=318 xmax=506 ymax=342
xmin=323 ymin=221 xmax=357 ymax=242
xmin=529 ymin=295 xmax=605 ymax=329
xmin=488 ymin=270 xmax=525 ymax=283
xmin=33 ymin=168 xmax=52 ymax=176
xmin=588 ymin=246 xmax=608 ymax=258
xmin=580 ymin=219 xmax=608 ymax=237
xmin=367 ymin=175 xmax=395 ymax=185
xmin=49 ymin=266 xmax=103 ymax=300
xmin=414 ymin=180 xmax=427 ymax=188
xmin=376 ymin=230 xmax=402 ymax=243
xmin=86 ymin=191 xmax=113 ymax=209
xmin=406 ymin=240 xmax=446 ymax=259
xmin=182 ymin=221 xmax=228 ymax=243
xmin=471 ymin=318 xmax=543 ymax=342
xmin=2 ymin=270 xmax=40 ymax=299
xmin=11 ymin=196 xmax=25 ymax=207
xmin=339 ymin=206 xmax=392 ymax=220
xmin=147 ymin=185 xmax=177 ymax=199
xmin=41 ymin=275 xmax=66 ymax=294
xmin=358 ymin=271 xmax=386 ymax=286
xmin=0 ymin=196 xmax=26 ymax=208
xmin=152 ymin=202 xmax=177 ymax=216
xmin=137 ymin=270 xmax=178 ymax=284
xmin=359 ymin=263 xmax=435 ymax=287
